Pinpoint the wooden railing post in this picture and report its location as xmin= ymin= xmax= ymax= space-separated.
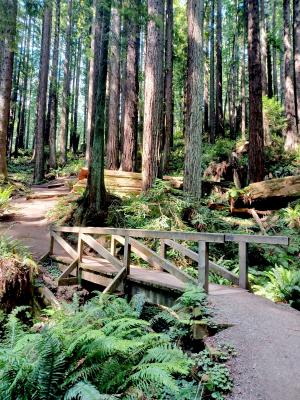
xmin=111 ymin=235 xmax=117 ymax=256
xmin=124 ymin=236 xmax=131 ymax=275
xmin=77 ymin=232 xmax=83 ymax=263
xmin=49 ymin=231 xmax=54 ymax=255
xmin=239 ymin=242 xmax=249 ymax=289
xmin=198 ymin=241 xmax=209 ymax=292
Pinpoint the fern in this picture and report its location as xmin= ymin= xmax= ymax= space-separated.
xmin=64 ymin=381 xmax=116 ymax=400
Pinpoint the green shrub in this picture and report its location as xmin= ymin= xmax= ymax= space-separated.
xmin=262 ymin=96 xmax=286 ymax=136
xmin=0 ymin=186 xmax=13 ymax=215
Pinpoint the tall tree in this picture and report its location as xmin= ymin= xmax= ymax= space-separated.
xmin=87 ymin=0 xmax=111 ymax=215
xmin=272 ymin=0 xmax=278 ymax=97
xmin=283 ymin=0 xmax=298 ymax=149
xmin=215 ymin=0 xmax=224 ymax=137
xmin=142 ymin=0 xmax=164 ymax=190
xmin=33 ymin=3 xmax=52 ymax=183
xmin=209 ymin=0 xmax=216 ymax=143
xmin=0 ymin=0 xmax=17 ymax=180
xmin=294 ymin=0 xmax=300 ymax=131
xmin=86 ymin=0 xmax=102 ymax=165
xmin=48 ymin=0 xmax=60 ymax=169
xmin=161 ymin=0 xmax=174 ymax=172
xmin=106 ymin=1 xmax=121 ymax=170
xmin=59 ymin=0 xmax=73 ymax=165
xmin=121 ymin=0 xmax=140 ymax=172
xmin=260 ymin=0 xmax=268 ymax=95
xmin=248 ymin=0 xmax=264 ymax=182
xmin=70 ymin=38 xmax=81 ymax=153
xmin=184 ymin=0 xmax=204 ymax=199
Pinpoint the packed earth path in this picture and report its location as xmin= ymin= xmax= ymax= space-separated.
xmin=1 ymin=182 xmax=300 ymax=400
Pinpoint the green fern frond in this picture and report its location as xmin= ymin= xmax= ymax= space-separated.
xmin=102 ymin=317 xmax=150 ymax=338
xmin=129 ymin=365 xmax=179 ymax=394
xmin=64 ymin=381 xmax=117 ymax=400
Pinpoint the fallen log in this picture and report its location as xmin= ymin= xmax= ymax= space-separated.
xmin=234 ymin=175 xmax=300 ymax=210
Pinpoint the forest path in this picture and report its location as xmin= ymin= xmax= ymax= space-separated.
xmin=0 ymin=180 xmax=70 ymax=259
xmin=209 ymin=289 xmax=300 ymax=400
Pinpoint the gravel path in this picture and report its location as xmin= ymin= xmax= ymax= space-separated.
xmin=209 ymin=289 xmax=300 ymax=400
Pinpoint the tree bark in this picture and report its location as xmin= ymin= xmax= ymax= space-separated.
xmin=294 ymin=0 xmax=300 ymax=131
xmin=106 ymin=2 xmax=121 ymax=170
xmin=248 ymin=0 xmax=264 ymax=182
xmin=86 ymin=0 xmax=102 ymax=165
xmin=70 ymin=38 xmax=81 ymax=153
xmin=184 ymin=0 xmax=204 ymax=199
xmin=87 ymin=0 xmax=111 ymax=214
xmin=0 ymin=0 xmax=17 ymax=180
xmin=241 ymin=0 xmax=247 ymax=140
xmin=272 ymin=0 xmax=278 ymax=97
xmin=209 ymin=0 xmax=216 ymax=143
xmin=59 ymin=0 xmax=73 ymax=165
xmin=283 ymin=0 xmax=298 ymax=149
xmin=260 ymin=0 xmax=268 ymax=95
xmin=215 ymin=0 xmax=224 ymax=137
xmin=48 ymin=0 xmax=60 ymax=169
xmin=33 ymin=4 xmax=52 ymax=183
xmin=142 ymin=0 xmax=164 ymax=191
xmin=121 ymin=0 xmax=140 ymax=172
xmin=160 ymin=0 xmax=173 ymax=173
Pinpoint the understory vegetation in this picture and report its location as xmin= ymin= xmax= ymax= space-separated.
xmin=0 ymin=287 xmax=234 ymax=400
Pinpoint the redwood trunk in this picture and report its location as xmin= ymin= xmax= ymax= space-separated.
xmin=248 ymin=0 xmax=264 ymax=182
xmin=215 ymin=0 xmax=224 ymax=137
xmin=295 ymin=0 xmax=300 ymax=131
xmin=142 ymin=0 xmax=164 ymax=191
xmin=121 ymin=0 xmax=140 ymax=172
xmin=33 ymin=4 xmax=52 ymax=183
xmin=106 ymin=3 xmax=121 ymax=170
xmin=0 ymin=0 xmax=17 ymax=180
xmin=184 ymin=0 xmax=204 ymax=199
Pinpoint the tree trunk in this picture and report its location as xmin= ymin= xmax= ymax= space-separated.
xmin=86 ymin=0 xmax=102 ymax=165
xmin=87 ymin=0 xmax=111 ymax=214
xmin=209 ymin=0 xmax=216 ymax=143
xmin=272 ymin=0 xmax=278 ymax=97
xmin=215 ymin=0 xmax=224 ymax=137
xmin=33 ymin=4 xmax=52 ymax=183
xmin=59 ymin=0 xmax=73 ymax=165
xmin=260 ymin=0 xmax=268 ymax=95
xmin=71 ymin=38 xmax=81 ymax=153
xmin=294 ymin=0 xmax=300 ymax=131
xmin=142 ymin=0 xmax=164 ymax=191
xmin=241 ymin=0 xmax=247 ymax=140
xmin=121 ymin=0 xmax=140 ymax=172
xmin=283 ymin=0 xmax=298 ymax=149
xmin=248 ymin=0 xmax=264 ymax=182
xmin=160 ymin=0 xmax=173 ymax=173
xmin=48 ymin=0 xmax=60 ymax=169
xmin=0 ymin=0 xmax=17 ymax=180
xmin=184 ymin=0 xmax=204 ymax=199
xmin=15 ymin=16 xmax=32 ymax=156
xmin=106 ymin=2 xmax=121 ymax=170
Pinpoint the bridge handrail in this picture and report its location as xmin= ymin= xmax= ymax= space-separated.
xmin=49 ymin=226 xmax=289 ymax=292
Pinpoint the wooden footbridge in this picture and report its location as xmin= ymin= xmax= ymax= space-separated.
xmin=47 ymin=226 xmax=289 ymax=305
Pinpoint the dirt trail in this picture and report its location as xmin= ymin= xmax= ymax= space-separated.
xmin=1 ymin=182 xmax=300 ymax=400
xmin=0 ymin=180 xmax=70 ymax=259
xmin=209 ymin=290 xmax=300 ymax=400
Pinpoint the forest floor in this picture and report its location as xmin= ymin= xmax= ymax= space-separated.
xmin=1 ymin=181 xmax=300 ymax=399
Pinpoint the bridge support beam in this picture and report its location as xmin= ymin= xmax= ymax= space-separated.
xmin=198 ymin=241 xmax=209 ymax=292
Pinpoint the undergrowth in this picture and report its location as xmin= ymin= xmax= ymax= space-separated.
xmin=0 ymin=287 xmax=234 ymax=400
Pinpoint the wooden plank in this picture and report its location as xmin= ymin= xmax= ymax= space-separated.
xmin=52 ymin=227 xmax=225 ymax=242
xmin=103 ymin=267 xmax=127 ymax=294
xmin=239 ymin=242 xmax=249 ymax=289
xmin=164 ymin=239 xmax=238 ymax=284
xmin=198 ymin=241 xmax=209 ymax=292
xmin=80 ymin=233 xmax=123 ymax=270
xmin=111 ymin=236 xmax=117 ymax=256
xmin=51 ymin=231 xmax=78 ymax=259
xmin=58 ymin=277 xmax=79 ymax=286
xmin=77 ymin=233 xmax=83 ymax=262
xmin=225 ymin=234 xmax=289 ymax=245
xmin=58 ymin=257 xmax=79 ymax=279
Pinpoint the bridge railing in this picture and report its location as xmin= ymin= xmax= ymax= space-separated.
xmin=48 ymin=226 xmax=289 ymax=293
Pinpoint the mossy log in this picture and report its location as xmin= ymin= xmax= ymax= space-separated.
xmin=235 ymin=175 xmax=300 ymax=209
